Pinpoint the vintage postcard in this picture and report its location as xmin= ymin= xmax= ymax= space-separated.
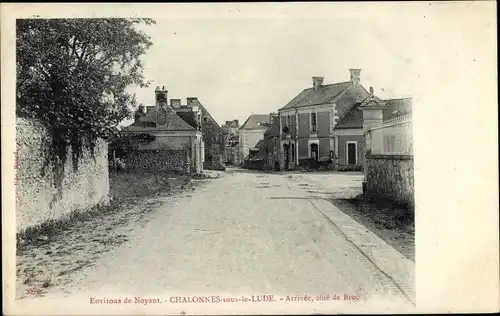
xmin=2 ymin=2 xmax=498 ymax=315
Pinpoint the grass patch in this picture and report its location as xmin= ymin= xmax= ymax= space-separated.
xmin=17 ymin=171 xmax=190 ymax=251
xmin=330 ymin=194 xmax=415 ymax=261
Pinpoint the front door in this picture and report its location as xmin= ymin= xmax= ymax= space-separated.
xmin=310 ymin=143 xmax=319 ymax=162
xmin=347 ymin=142 xmax=356 ymax=165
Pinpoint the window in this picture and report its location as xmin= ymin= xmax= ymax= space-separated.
xmin=287 ymin=115 xmax=291 ymax=127
xmin=291 ymin=144 xmax=295 ymax=162
xmin=311 ymin=113 xmax=317 ymax=132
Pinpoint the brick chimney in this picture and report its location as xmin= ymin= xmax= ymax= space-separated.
xmin=187 ymin=97 xmax=198 ymax=106
xmin=170 ymin=99 xmax=181 ymax=108
xmin=155 ymin=86 xmax=168 ymax=107
xmin=312 ymin=76 xmax=324 ymax=91
xmin=349 ymin=69 xmax=361 ymax=84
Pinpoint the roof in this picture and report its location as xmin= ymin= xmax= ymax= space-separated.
xmin=264 ymin=117 xmax=280 ymax=137
xmin=335 ymin=97 xmax=413 ymax=129
xmin=280 ymin=81 xmax=351 ymax=110
xmin=175 ymin=111 xmax=198 ymax=129
xmin=239 ymin=114 xmax=270 ymax=130
xmin=123 ymin=106 xmax=196 ymax=132
xmin=383 ymin=98 xmax=412 ymax=120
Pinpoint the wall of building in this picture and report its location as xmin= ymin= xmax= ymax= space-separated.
xmin=317 ymin=112 xmax=330 ymax=137
xmin=200 ymin=106 xmax=226 ymax=170
xmin=298 ymin=113 xmax=309 ymax=137
xmin=337 ymin=134 xmax=365 ymax=167
xmin=16 ymin=117 xmax=110 ymax=233
xmin=137 ymin=134 xmax=192 ymax=151
xmin=122 ymin=148 xmax=190 ymax=174
xmin=364 ymin=154 xmax=414 ymax=208
xmin=239 ymin=129 xmax=266 ymax=161
xmin=298 ymin=138 xmax=309 ymax=159
xmin=319 ymin=138 xmax=331 ymax=160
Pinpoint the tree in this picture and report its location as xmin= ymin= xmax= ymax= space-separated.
xmin=134 ymin=104 xmax=146 ymax=120
xmin=16 ymin=18 xmax=155 ymax=183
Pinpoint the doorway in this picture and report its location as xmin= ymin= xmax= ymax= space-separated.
xmin=310 ymin=143 xmax=319 ymax=163
xmin=283 ymin=144 xmax=290 ymax=170
xmin=346 ymin=141 xmax=357 ymax=165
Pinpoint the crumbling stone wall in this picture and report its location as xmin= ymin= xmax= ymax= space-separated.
xmin=15 ymin=117 xmax=110 ymax=233
xmin=364 ymin=154 xmax=414 ymax=208
xmin=122 ymin=149 xmax=190 ymax=174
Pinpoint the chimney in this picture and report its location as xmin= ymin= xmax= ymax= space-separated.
xmin=170 ymin=99 xmax=181 ymax=108
xmin=312 ymin=76 xmax=324 ymax=91
xmin=155 ymin=87 xmax=168 ymax=107
xmin=349 ymin=69 xmax=361 ymax=84
xmin=369 ymin=86 xmax=374 ymax=97
xmin=234 ymin=120 xmax=239 ymax=127
xmin=187 ymin=97 xmax=198 ymax=106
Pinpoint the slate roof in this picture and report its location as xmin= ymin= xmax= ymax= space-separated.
xmin=239 ymin=114 xmax=270 ymax=130
xmin=383 ymin=98 xmax=412 ymax=120
xmin=175 ymin=110 xmax=198 ymax=129
xmin=280 ymin=82 xmax=351 ymax=110
xmin=123 ymin=106 xmax=196 ymax=132
xmin=264 ymin=117 xmax=280 ymax=137
xmin=335 ymin=97 xmax=413 ymax=129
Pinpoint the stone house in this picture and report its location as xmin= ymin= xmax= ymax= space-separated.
xmin=171 ymin=97 xmax=226 ymax=170
xmin=238 ymin=114 xmax=270 ymax=164
xmin=276 ymin=69 xmax=410 ymax=171
xmin=263 ymin=113 xmax=281 ymax=170
xmin=120 ymin=87 xmax=203 ymax=174
xmin=222 ymin=120 xmax=240 ymax=165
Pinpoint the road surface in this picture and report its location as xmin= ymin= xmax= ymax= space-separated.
xmin=19 ymin=168 xmax=415 ymax=314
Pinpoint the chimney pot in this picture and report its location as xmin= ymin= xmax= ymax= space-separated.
xmin=186 ymin=97 xmax=198 ymax=106
xmin=312 ymin=76 xmax=324 ymax=90
xmin=170 ymin=99 xmax=181 ymax=108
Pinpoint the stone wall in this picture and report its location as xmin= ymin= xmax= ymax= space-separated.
xmin=364 ymin=154 xmax=414 ymax=208
xmin=15 ymin=117 xmax=110 ymax=233
xmin=122 ymin=149 xmax=190 ymax=174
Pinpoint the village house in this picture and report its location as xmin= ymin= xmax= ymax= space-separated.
xmin=238 ymin=114 xmax=270 ymax=164
xmin=276 ymin=69 xmax=411 ymax=171
xmin=171 ymin=97 xmax=226 ymax=170
xmin=120 ymin=86 xmax=203 ymax=174
xmin=222 ymin=120 xmax=240 ymax=165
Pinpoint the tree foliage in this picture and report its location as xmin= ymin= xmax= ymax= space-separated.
xmin=16 ymin=18 xmax=155 ymax=182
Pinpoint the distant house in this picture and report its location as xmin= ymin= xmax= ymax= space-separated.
xmin=238 ymin=114 xmax=270 ymax=164
xmin=263 ymin=113 xmax=281 ymax=170
xmin=171 ymin=97 xmax=226 ymax=171
xmin=222 ymin=120 xmax=240 ymax=166
xmin=120 ymin=87 xmax=203 ymax=174
xmin=277 ymin=69 xmax=411 ymax=171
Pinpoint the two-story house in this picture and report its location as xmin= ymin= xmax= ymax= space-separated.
xmin=277 ymin=69 xmax=408 ymax=171
xmin=172 ymin=97 xmax=227 ymax=170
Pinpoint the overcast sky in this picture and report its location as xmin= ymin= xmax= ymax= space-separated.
xmin=122 ymin=2 xmax=494 ymax=127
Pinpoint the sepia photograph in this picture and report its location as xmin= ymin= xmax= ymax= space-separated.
xmin=2 ymin=2 xmax=498 ymax=315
